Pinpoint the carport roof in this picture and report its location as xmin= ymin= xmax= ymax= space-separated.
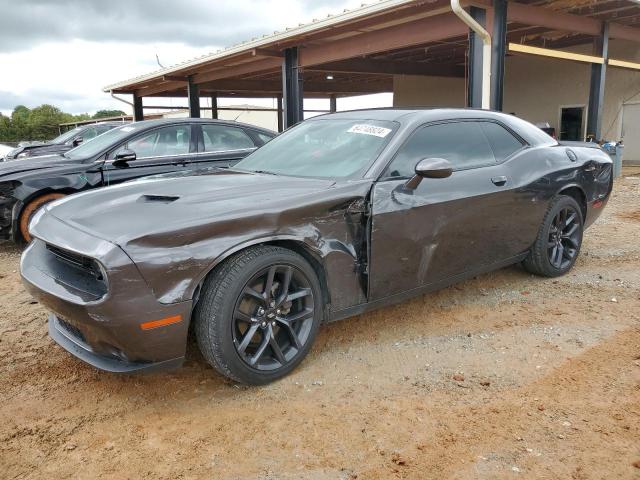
xmin=104 ymin=0 xmax=640 ymax=99
xmin=103 ymin=0 xmax=421 ymax=95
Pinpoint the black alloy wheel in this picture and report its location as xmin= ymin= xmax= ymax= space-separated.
xmin=547 ymin=206 xmax=581 ymax=270
xmin=523 ymin=195 xmax=584 ymax=277
xmin=195 ymin=245 xmax=322 ymax=385
xmin=232 ymin=264 xmax=315 ymax=371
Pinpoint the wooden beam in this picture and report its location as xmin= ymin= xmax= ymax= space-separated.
xmin=508 ymin=43 xmax=604 ymax=64
xmin=251 ymin=48 xmax=283 ymax=58
xmin=609 ymin=23 xmax=640 ymax=43
xmin=507 ymin=3 xmax=601 ymax=36
xmin=507 ymin=2 xmax=640 ymax=43
xmin=136 ymin=80 xmax=187 ymax=96
xmin=300 ymin=13 xmax=468 ymax=67
xmin=193 ymin=57 xmax=281 ymax=84
xmin=308 ymin=58 xmax=465 ymax=77
xmin=162 ymin=75 xmax=189 ymax=82
xmin=608 ymin=58 xmax=640 ymax=71
xmin=197 ymin=78 xmax=392 ymax=94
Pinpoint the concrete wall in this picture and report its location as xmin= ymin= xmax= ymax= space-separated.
xmin=162 ymin=105 xmax=278 ymax=131
xmin=393 ymin=40 xmax=640 ymax=144
xmin=393 ymin=75 xmax=466 ymax=108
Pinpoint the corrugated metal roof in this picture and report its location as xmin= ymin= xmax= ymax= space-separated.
xmin=102 ymin=0 xmax=417 ymax=92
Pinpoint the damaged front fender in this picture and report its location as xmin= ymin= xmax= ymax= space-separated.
xmin=122 ymin=180 xmax=374 ymax=314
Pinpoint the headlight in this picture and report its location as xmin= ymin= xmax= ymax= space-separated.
xmin=17 ymin=152 xmax=30 ymax=158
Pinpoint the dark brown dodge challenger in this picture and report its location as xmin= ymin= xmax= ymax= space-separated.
xmin=21 ymin=109 xmax=613 ymax=385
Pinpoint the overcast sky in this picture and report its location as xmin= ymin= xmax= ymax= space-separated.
xmin=0 ymin=0 xmax=392 ymax=116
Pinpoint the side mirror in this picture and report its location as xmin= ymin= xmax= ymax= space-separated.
xmin=114 ymin=149 xmax=136 ymax=163
xmin=405 ymin=157 xmax=453 ymax=189
xmin=72 ymin=137 xmax=83 ymax=147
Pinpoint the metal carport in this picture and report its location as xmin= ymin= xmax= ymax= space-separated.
xmin=104 ymin=0 xmax=640 ymax=142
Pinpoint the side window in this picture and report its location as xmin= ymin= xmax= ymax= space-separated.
xmin=80 ymin=127 xmax=98 ymax=142
xmin=479 ymin=122 xmax=524 ymax=162
xmin=256 ymin=132 xmax=274 ymax=145
xmin=118 ymin=125 xmax=191 ymax=158
xmin=383 ymin=121 xmax=495 ymax=178
xmin=95 ymin=124 xmax=115 ymax=135
xmin=202 ymin=125 xmax=255 ymax=152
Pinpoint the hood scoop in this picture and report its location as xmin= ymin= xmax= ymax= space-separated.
xmin=139 ymin=194 xmax=180 ymax=204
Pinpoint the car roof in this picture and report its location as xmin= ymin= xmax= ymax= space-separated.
xmin=313 ymin=108 xmax=556 ymax=147
xmin=319 ymin=107 xmax=516 ymax=122
xmin=81 ymin=122 xmax=127 ymax=127
xmin=127 ymin=117 xmax=275 ymax=134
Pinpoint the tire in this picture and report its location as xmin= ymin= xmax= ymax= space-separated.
xmin=19 ymin=193 xmax=66 ymax=243
xmin=194 ymin=245 xmax=323 ymax=385
xmin=523 ymin=195 xmax=584 ymax=277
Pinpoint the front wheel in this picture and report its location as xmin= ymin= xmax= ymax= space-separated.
xmin=523 ymin=195 xmax=584 ymax=277
xmin=19 ymin=193 xmax=66 ymax=243
xmin=194 ymin=246 xmax=322 ymax=385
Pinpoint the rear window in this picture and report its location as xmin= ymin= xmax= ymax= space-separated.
xmin=479 ymin=122 xmax=524 ymax=162
xmin=202 ymin=125 xmax=255 ymax=152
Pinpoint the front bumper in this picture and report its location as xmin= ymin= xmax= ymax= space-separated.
xmin=21 ymin=212 xmax=193 ymax=373
xmin=48 ymin=314 xmax=184 ymax=373
xmin=0 ymin=197 xmax=17 ymax=240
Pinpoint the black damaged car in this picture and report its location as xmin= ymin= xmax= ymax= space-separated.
xmin=0 ymin=118 xmax=276 ymax=242
xmin=3 ymin=122 xmax=122 ymax=161
xmin=21 ymin=109 xmax=613 ymax=385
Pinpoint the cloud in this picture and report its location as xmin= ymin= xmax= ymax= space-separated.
xmin=0 ymin=0 xmax=357 ymax=53
xmin=0 ymin=88 xmax=115 ymax=113
xmin=0 ymin=40 xmax=219 ymax=114
xmin=0 ymin=0 xmax=388 ymax=117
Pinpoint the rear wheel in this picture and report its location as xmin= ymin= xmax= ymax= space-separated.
xmin=523 ymin=195 xmax=583 ymax=277
xmin=194 ymin=246 xmax=322 ymax=385
xmin=19 ymin=193 xmax=66 ymax=243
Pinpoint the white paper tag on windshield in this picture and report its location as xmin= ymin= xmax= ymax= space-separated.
xmin=347 ymin=124 xmax=392 ymax=138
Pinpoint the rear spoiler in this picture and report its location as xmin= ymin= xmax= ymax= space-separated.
xmin=558 ymin=141 xmax=603 ymax=150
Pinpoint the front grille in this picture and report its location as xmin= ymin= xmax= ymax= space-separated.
xmin=46 ymin=244 xmax=105 ymax=282
xmin=43 ymin=243 xmax=108 ymax=299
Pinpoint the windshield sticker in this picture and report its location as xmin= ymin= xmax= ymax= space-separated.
xmin=347 ymin=124 xmax=392 ymax=138
xmin=120 ymin=126 xmax=136 ymax=132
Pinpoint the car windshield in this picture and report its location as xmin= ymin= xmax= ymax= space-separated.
xmin=65 ymin=124 xmax=137 ymax=159
xmin=51 ymin=127 xmax=83 ymax=145
xmin=235 ymin=118 xmax=397 ymax=178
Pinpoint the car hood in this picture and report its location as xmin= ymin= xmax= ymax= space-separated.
xmin=0 ymin=154 xmax=79 ymax=178
xmin=20 ymin=143 xmax=70 ymax=157
xmin=46 ymin=170 xmax=336 ymax=246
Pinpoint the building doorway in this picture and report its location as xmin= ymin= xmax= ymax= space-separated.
xmin=559 ymin=106 xmax=585 ymax=141
xmin=622 ymin=102 xmax=640 ymax=162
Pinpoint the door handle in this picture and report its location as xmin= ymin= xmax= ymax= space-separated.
xmin=491 ymin=176 xmax=508 ymax=186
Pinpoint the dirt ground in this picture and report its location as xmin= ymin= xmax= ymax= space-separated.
xmin=1 ymin=170 xmax=639 ymax=480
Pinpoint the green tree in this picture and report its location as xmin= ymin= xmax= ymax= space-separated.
xmin=93 ymin=109 xmax=126 ymax=119
xmin=28 ymin=104 xmax=67 ymax=140
xmin=0 ymin=104 xmax=119 ymax=143
xmin=74 ymin=113 xmax=91 ymax=122
xmin=10 ymin=105 xmax=31 ymax=141
xmin=0 ymin=114 xmax=12 ymax=142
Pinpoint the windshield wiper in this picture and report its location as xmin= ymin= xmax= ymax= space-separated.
xmin=251 ymin=170 xmax=278 ymax=176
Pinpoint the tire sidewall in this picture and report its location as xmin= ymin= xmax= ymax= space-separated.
xmin=207 ymin=249 xmax=323 ymax=385
xmin=19 ymin=193 xmax=66 ymax=243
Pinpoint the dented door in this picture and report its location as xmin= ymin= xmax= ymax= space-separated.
xmin=368 ymin=166 xmax=518 ymax=300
